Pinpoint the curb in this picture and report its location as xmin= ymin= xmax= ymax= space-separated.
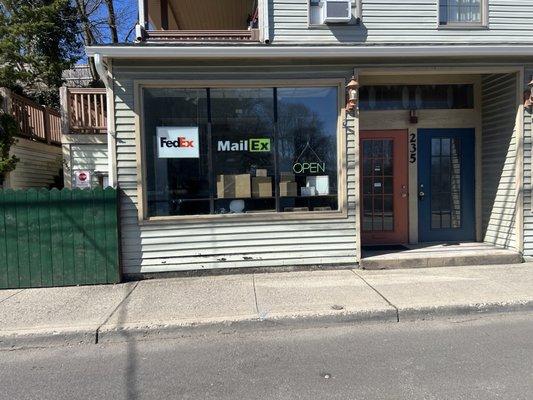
xmin=0 ymin=327 xmax=97 ymax=350
xmin=96 ymin=308 xmax=398 ymax=344
xmin=397 ymin=300 xmax=533 ymax=321
xmin=2 ymin=301 xmax=532 ymax=349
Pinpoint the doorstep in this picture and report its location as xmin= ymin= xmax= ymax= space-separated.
xmin=360 ymin=242 xmax=523 ymax=270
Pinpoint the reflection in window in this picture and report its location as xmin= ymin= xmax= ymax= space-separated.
xmin=359 ymin=84 xmax=474 ymax=111
xmin=361 ymin=139 xmax=394 ymax=232
xmin=430 ymin=138 xmax=462 ymax=229
xmin=439 ymin=0 xmax=482 ymax=25
xmin=211 ymin=88 xmax=275 ymax=213
xmin=143 ymin=86 xmax=339 ymax=217
xmin=144 ymin=88 xmax=209 ymax=216
xmin=277 ymin=87 xmax=338 ymax=212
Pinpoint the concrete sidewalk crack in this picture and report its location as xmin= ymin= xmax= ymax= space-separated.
xmin=0 ymin=289 xmax=24 ymax=305
xmin=351 ymin=270 xmax=400 ymax=322
xmin=94 ymin=281 xmax=140 ymax=344
xmin=251 ymin=274 xmax=261 ymax=319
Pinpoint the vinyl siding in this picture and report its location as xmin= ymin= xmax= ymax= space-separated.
xmin=62 ymin=134 xmax=109 ymax=188
xmin=270 ymin=0 xmax=533 ymax=44
xmin=481 ymin=73 xmax=518 ymax=249
xmin=523 ymin=67 xmax=533 ymax=256
xmin=4 ymin=138 xmax=62 ymax=189
xmin=112 ymin=61 xmax=358 ymax=274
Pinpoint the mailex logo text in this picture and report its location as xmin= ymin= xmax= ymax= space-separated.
xmin=217 ymin=138 xmax=271 ymax=152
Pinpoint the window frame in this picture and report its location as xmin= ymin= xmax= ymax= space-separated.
xmin=134 ymin=79 xmax=347 ymax=224
xmin=437 ymin=0 xmax=489 ymax=29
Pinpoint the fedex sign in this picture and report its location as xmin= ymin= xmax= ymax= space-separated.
xmin=157 ymin=127 xmax=199 ymax=158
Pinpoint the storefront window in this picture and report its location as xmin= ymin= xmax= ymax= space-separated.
xmin=144 ymin=88 xmax=209 ymax=216
xmin=143 ymin=85 xmax=340 ymax=218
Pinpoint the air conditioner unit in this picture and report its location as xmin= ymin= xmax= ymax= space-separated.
xmin=321 ymin=0 xmax=352 ymax=23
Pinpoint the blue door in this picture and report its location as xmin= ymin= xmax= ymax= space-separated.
xmin=418 ymin=129 xmax=475 ymax=242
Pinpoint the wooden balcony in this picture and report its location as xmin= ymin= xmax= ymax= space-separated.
xmin=0 ymin=88 xmax=61 ymax=145
xmin=60 ymin=87 xmax=107 ymax=135
xmin=145 ymin=28 xmax=260 ymax=42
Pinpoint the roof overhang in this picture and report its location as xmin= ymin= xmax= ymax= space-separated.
xmin=86 ymin=44 xmax=533 ymax=60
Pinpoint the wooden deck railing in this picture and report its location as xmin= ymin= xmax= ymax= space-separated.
xmin=0 ymin=88 xmax=61 ymax=145
xmin=145 ymin=29 xmax=260 ymax=42
xmin=60 ymin=87 xmax=107 ymax=134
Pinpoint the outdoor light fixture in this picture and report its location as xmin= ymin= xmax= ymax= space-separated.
xmin=409 ymin=109 xmax=419 ymax=124
xmin=345 ymin=76 xmax=359 ymax=112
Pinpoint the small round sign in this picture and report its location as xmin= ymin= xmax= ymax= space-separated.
xmin=78 ymin=172 xmax=87 ymax=181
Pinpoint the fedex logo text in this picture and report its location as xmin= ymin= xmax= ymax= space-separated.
xmin=160 ymin=136 xmax=195 ymax=148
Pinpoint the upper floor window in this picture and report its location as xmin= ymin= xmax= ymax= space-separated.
xmin=439 ymin=0 xmax=487 ymax=27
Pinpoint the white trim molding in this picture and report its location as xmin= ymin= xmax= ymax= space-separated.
xmin=86 ymin=45 xmax=533 ymax=59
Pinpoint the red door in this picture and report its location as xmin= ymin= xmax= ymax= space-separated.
xmin=360 ymin=130 xmax=409 ymax=245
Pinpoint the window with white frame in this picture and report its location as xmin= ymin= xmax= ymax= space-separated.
xmin=439 ymin=0 xmax=487 ymax=26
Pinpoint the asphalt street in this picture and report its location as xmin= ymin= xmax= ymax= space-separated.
xmin=1 ymin=313 xmax=533 ymax=400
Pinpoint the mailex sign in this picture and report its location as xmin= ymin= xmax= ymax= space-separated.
xmin=157 ymin=126 xmax=199 ymax=158
xmin=217 ymin=138 xmax=271 ymax=152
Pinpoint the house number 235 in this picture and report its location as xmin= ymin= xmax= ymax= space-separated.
xmin=409 ymin=133 xmax=417 ymax=163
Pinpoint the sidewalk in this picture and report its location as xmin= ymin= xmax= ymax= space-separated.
xmin=1 ymin=263 xmax=533 ymax=349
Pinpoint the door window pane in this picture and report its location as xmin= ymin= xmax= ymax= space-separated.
xmin=430 ymin=137 xmax=462 ymax=229
xmin=361 ymin=138 xmax=394 ymax=232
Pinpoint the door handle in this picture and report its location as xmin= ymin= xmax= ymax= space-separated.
xmin=418 ymin=191 xmax=425 ymax=199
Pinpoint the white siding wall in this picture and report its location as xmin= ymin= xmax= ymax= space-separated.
xmin=4 ymin=138 xmax=62 ymax=189
xmin=270 ymin=0 xmax=533 ymax=44
xmin=523 ymin=67 xmax=533 ymax=256
xmin=481 ymin=73 xmax=518 ymax=249
xmin=62 ymin=134 xmax=108 ymax=188
xmin=113 ymin=62 xmax=358 ymax=274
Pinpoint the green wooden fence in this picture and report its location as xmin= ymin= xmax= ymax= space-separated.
xmin=0 ymin=188 xmax=120 ymax=289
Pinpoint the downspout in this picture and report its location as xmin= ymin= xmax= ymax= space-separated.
xmin=259 ymin=0 xmax=270 ymax=44
xmin=94 ymin=53 xmax=117 ymax=188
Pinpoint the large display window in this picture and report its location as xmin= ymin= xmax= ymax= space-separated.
xmin=142 ymin=84 xmax=340 ymax=218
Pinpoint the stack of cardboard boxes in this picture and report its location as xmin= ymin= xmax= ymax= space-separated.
xmin=252 ymin=169 xmax=272 ymax=198
xmin=279 ymin=172 xmax=297 ymax=197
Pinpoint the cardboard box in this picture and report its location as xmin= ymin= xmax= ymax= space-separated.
xmin=252 ymin=176 xmax=272 ymax=198
xmin=235 ymin=174 xmax=251 ymax=198
xmin=279 ymin=181 xmax=297 ymax=197
xmin=280 ymin=172 xmax=295 ymax=182
xmin=256 ymin=169 xmax=268 ymax=177
xmin=301 ymin=186 xmax=316 ymax=197
xmin=217 ymin=174 xmax=251 ymax=198
xmin=306 ymin=176 xmax=329 ymax=195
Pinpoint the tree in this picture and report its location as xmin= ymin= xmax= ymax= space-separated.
xmin=0 ymin=0 xmax=82 ymax=107
xmin=75 ymin=0 xmax=135 ymax=84
xmin=0 ymin=113 xmax=19 ymax=186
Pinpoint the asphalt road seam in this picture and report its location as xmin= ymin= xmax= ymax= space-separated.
xmin=351 ymin=270 xmax=400 ymax=322
xmin=94 ymin=282 xmax=140 ymax=344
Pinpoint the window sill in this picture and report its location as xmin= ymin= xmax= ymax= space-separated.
xmin=308 ymin=22 xmax=360 ymax=30
xmin=138 ymin=209 xmax=348 ymax=225
xmin=437 ymin=24 xmax=488 ymax=30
